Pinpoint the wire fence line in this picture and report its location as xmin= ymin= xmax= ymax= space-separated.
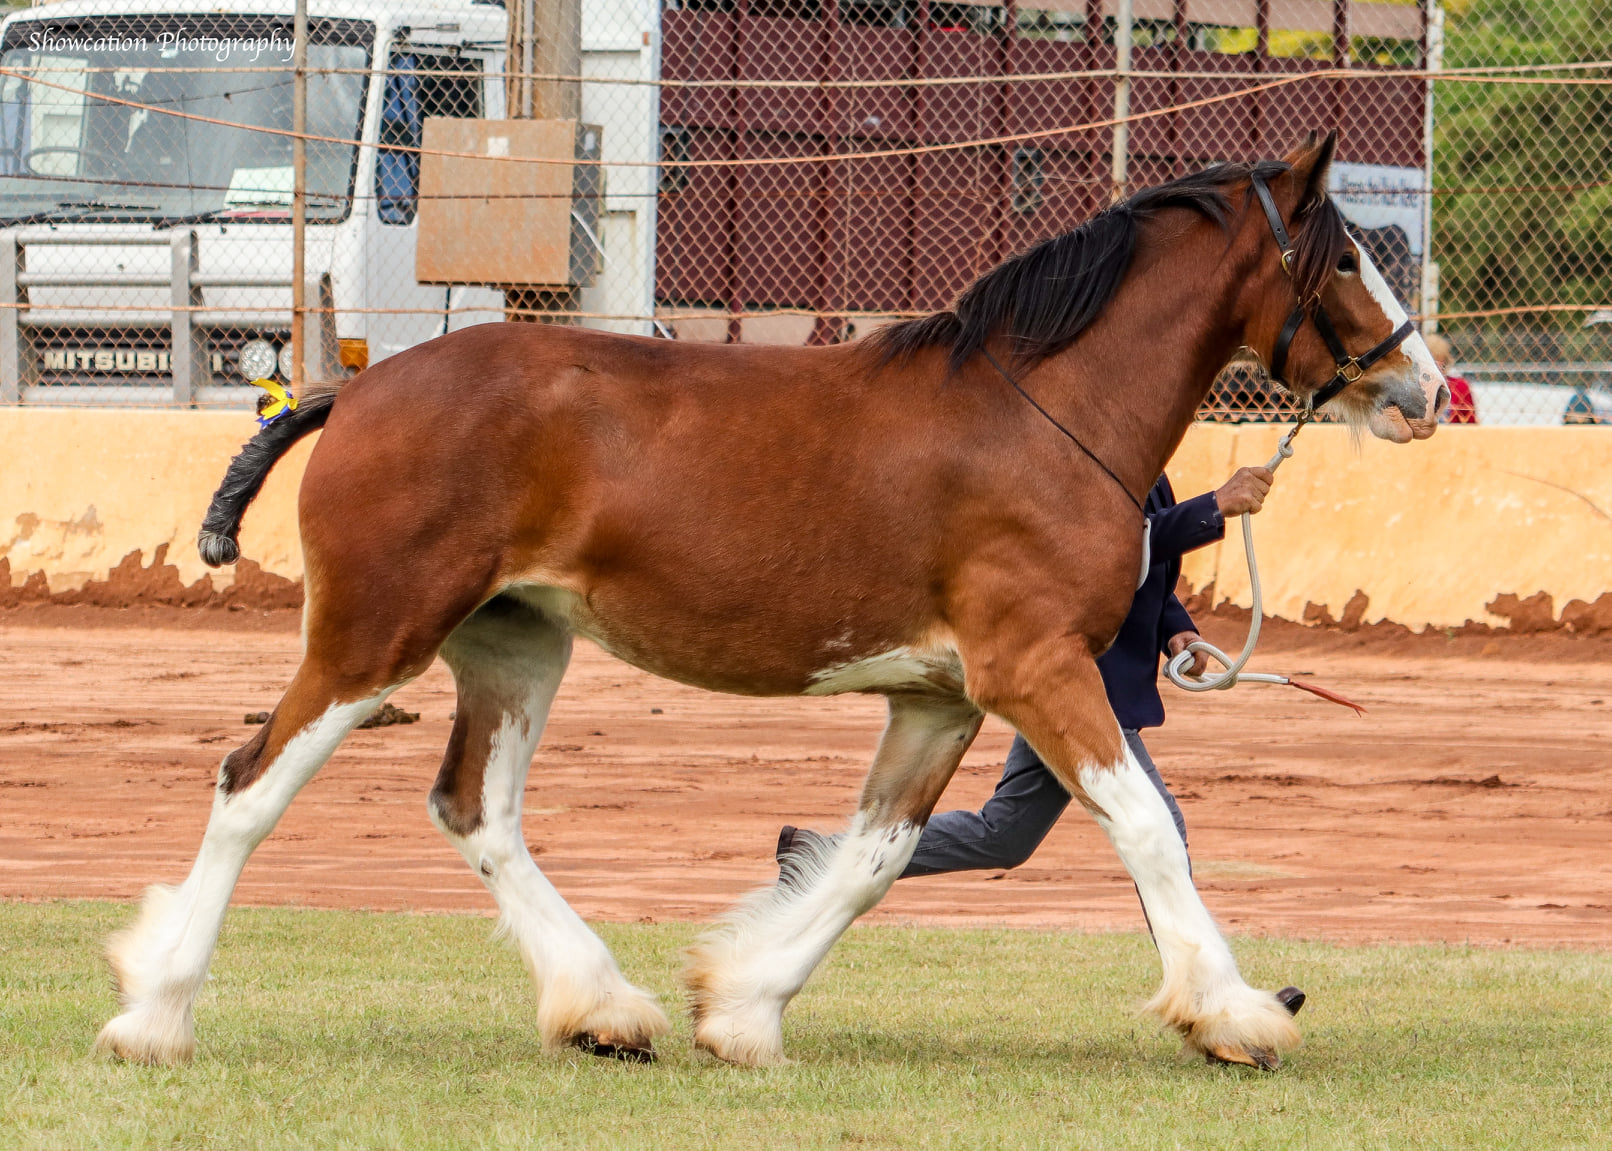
xmin=0 ymin=61 xmax=1557 ymax=170
xmin=0 ymin=0 xmax=1605 ymax=425
xmin=9 ymin=60 xmax=1612 ymax=82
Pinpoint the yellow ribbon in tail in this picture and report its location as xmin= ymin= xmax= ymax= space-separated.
xmin=251 ymin=378 xmax=297 ymax=426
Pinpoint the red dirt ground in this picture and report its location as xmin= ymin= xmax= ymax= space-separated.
xmin=2 ymin=607 xmax=1608 ymax=947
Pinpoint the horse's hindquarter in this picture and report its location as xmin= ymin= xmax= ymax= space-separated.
xmin=300 ymin=325 xmax=1141 ymax=698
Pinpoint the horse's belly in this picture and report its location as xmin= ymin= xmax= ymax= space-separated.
xmin=504 ymin=583 xmax=962 ymax=698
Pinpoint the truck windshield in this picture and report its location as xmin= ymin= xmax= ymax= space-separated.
xmin=0 ymin=14 xmax=372 ymax=223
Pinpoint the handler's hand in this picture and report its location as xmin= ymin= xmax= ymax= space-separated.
xmin=1167 ymin=631 xmax=1209 ymax=677
xmin=1215 ymin=466 xmax=1274 ymax=517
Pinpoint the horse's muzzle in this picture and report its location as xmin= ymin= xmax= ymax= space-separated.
xmin=1368 ymin=368 xmax=1446 ymax=442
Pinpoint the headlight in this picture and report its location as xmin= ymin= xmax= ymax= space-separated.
xmin=238 ymin=339 xmax=279 ymax=381
xmin=278 ymin=341 xmax=295 ymax=382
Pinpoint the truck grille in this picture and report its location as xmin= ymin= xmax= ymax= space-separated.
xmin=29 ymin=328 xmax=291 ymax=387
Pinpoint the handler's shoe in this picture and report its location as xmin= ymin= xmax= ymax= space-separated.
xmin=776 ymin=825 xmax=836 ymax=884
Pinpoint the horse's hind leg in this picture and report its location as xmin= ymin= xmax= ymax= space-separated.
xmin=95 ymin=658 xmax=407 ymax=1063
xmin=686 ymin=692 xmax=983 ymax=1066
xmin=429 ymin=596 xmax=669 ymax=1057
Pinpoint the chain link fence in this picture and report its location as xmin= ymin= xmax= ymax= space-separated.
xmin=0 ymin=0 xmax=1604 ymax=423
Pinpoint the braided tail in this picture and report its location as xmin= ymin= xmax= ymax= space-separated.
xmin=197 ymin=386 xmax=339 ymax=567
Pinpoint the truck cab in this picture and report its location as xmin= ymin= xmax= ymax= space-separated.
xmin=0 ymin=0 xmax=518 ymax=404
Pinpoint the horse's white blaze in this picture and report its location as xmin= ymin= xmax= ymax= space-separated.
xmin=96 ymin=692 xmax=390 ymax=1063
xmin=1078 ymin=742 xmax=1300 ymax=1058
xmin=430 ymin=634 xmax=668 ymax=1051
xmin=688 ymin=812 xmax=925 ymax=1065
xmin=1353 ymin=241 xmax=1444 ymax=410
xmin=806 ymin=645 xmax=962 ymax=695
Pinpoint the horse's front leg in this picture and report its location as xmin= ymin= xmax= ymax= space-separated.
xmin=685 ymin=692 xmax=983 ymax=1066
xmin=967 ymin=635 xmax=1302 ymax=1069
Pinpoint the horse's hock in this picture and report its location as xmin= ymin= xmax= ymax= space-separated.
xmin=3 ymin=408 xmax=1607 ymax=634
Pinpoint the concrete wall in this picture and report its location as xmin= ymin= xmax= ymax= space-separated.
xmin=1172 ymin=424 xmax=1612 ymax=630
xmin=0 ymin=409 xmax=311 ymax=596
xmin=2 ymin=409 xmax=1608 ymax=629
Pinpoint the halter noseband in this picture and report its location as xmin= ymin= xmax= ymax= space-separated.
xmin=1250 ymin=174 xmax=1416 ymax=412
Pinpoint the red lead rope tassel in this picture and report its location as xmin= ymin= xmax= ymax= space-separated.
xmin=1284 ymin=678 xmax=1367 ymax=716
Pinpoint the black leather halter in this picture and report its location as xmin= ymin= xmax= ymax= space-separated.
xmin=1250 ymin=175 xmax=1416 ymax=412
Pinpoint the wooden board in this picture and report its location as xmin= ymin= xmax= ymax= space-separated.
xmin=415 ymin=118 xmax=575 ymax=286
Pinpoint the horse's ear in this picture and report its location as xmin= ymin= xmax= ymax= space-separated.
xmin=1284 ymin=131 xmax=1337 ymax=211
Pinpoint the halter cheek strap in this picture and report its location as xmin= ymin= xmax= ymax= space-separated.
xmin=1250 ymin=174 xmax=1416 ymax=412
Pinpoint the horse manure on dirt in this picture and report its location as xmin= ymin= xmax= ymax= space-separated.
xmin=356 ymin=704 xmax=420 ymax=729
xmin=244 ymin=704 xmax=420 ymax=728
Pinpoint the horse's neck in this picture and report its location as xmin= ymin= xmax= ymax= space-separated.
xmin=1038 ymin=228 xmax=1258 ymax=493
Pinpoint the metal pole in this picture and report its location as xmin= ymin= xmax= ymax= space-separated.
xmin=521 ymin=0 xmax=536 ymax=119
xmin=1 ymin=236 xmax=20 ymax=403
xmin=532 ymin=0 xmax=582 ymax=121
xmin=1419 ymin=1 xmax=1444 ymax=335
xmin=1111 ymin=0 xmax=1132 ymax=203
xmin=291 ymin=0 xmax=308 ymax=394
xmin=642 ymin=5 xmax=662 ymax=336
xmin=170 ymin=230 xmax=197 ymax=405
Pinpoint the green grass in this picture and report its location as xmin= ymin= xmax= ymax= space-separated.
xmin=2 ymin=903 xmax=1608 ymax=1150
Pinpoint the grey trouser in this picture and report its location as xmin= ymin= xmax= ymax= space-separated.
xmin=900 ymin=730 xmax=1187 ymax=879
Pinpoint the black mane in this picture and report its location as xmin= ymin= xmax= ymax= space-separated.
xmin=870 ymin=158 xmax=1316 ymax=374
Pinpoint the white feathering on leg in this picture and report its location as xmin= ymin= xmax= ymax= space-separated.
xmin=685 ymin=813 xmax=923 ymax=1066
xmin=1078 ymin=743 xmax=1300 ymax=1066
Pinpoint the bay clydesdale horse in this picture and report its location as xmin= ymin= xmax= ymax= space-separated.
xmin=97 ymin=134 xmax=1444 ymax=1070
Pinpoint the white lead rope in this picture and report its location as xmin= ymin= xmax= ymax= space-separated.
xmin=1161 ymin=422 xmax=1365 ymax=714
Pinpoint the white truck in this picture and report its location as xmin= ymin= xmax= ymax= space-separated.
xmin=0 ymin=0 xmax=659 ymax=405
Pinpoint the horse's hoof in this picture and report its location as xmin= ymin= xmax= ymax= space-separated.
xmin=1206 ymin=1044 xmax=1280 ymax=1071
xmin=572 ymin=1034 xmax=656 ymax=1064
xmin=1276 ymin=986 xmax=1306 ymax=1016
xmin=94 ymin=1010 xmax=196 ymax=1066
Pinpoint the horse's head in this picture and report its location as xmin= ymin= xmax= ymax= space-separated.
xmin=1244 ymin=134 xmax=1446 ymax=442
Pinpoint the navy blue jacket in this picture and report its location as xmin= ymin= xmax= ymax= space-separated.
xmin=1096 ymin=475 xmax=1224 ymax=730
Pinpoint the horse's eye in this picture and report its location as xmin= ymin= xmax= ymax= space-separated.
xmin=1337 ymin=252 xmax=1359 ymax=275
